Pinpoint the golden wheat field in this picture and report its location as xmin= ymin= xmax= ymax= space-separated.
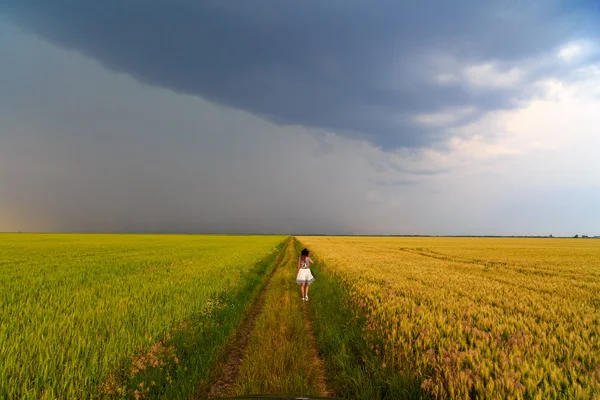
xmin=297 ymin=236 xmax=600 ymax=399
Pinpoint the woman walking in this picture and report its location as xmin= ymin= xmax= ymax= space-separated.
xmin=296 ymin=248 xmax=315 ymax=301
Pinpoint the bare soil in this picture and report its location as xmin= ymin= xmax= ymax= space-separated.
xmin=301 ymin=298 xmax=333 ymax=398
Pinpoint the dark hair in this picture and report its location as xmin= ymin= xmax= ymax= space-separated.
xmin=301 ymin=248 xmax=309 ymax=256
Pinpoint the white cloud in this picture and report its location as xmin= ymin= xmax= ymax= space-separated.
xmin=428 ymin=53 xmax=525 ymax=89
xmin=412 ymin=106 xmax=476 ymax=127
xmin=436 ymin=64 xmax=600 ymax=187
xmin=447 ymin=135 xmax=523 ymax=160
xmin=558 ymin=40 xmax=596 ymax=63
xmin=431 ymin=39 xmax=598 ymax=92
xmin=463 ymin=63 xmax=523 ymax=88
xmin=434 ymin=73 xmax=460 ymax=85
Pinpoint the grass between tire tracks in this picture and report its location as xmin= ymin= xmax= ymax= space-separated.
xmin=200 ymin=238 xmax=293 ymax=399
xmin=295 ymin=238 xmax=423 ymax=400
xmin=101 ymin=237 xmax=289 ymax=399
xmin=228 ymin=237 xmax=330 ymax=397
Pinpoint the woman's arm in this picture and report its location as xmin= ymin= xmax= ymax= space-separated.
xmin=309 ymin=257 xmax=314 ymax=264
xmin=297 ymin=258 xmax=301 ymax=272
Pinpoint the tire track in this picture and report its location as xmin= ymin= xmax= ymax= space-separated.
xmin=229 ymin=240 xmax=329 ymax=397
xmin=300 ymin=293 xmax=333 ymax=398
xmin=194 ymin=237 xmax=334 ymax=399
xmin=192 ymin=238 xmax=291 ymax=399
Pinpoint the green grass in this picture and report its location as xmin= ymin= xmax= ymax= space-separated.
xmin=110 ymin=237 xmax=288 ymax=399
xmin=0 ymin=234 xmax=287 ymax=399
xmin=296 ymin=239 xmax=423 ymax=399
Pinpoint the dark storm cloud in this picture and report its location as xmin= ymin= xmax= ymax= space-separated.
xmin=1 ymin=0 xmax=599 ymax=148
xmin=0 ymin=26 xmax=383 ymax=235
xmin=2 ymin=17 xmax=600 ymax=236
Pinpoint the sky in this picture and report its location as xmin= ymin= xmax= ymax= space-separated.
xmin=0 ymin=1 xmax=599 ymax=235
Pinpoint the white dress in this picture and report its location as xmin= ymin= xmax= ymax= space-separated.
xmin=296 ymin=256 xmax=315 ymax=285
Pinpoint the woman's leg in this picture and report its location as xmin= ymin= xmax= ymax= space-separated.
xmin=300 ymin=283 xmax=306 ymax=298
xmin=305 ymin=284 xmax=310 ymax=298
